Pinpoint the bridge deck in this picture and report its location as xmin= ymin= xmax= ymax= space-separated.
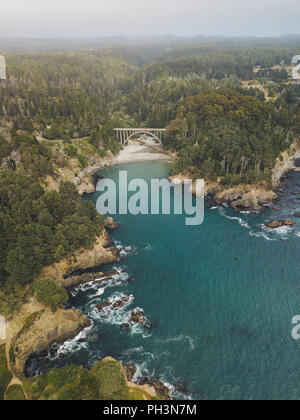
xmin=114 ymin=128 xmax=165 ymax=131
xmin=114 ymin=128 xmax=166 ymax=145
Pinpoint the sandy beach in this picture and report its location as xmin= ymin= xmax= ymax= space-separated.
xmin=112 ymin=138 xmax=175 ymax=165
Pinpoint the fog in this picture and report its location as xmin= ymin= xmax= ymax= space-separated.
xmin=0 ymin=0 xmax=300 ymax=38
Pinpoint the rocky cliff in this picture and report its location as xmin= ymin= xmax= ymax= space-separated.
xmin=40 ymin=230 xmax=119 ymax=287
xmin=272 ymin=140 xmax=300 ymax=186
xmin=169 ymin=174 xmax=277 ymax=211
xmin=10 ymin=307 xmax=90 ymax=378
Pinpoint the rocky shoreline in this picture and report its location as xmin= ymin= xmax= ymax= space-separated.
xmin=169 ymin=174 xmax=278 ymax=212
xmin=169 ymin=140 xmax=300 ymax=213
xmin=39 ymin=229 xmax=120 ymax=288
xmin=5 ymin=217 xmax=172 ymax=399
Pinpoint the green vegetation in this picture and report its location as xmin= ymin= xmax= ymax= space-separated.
xmin=5 ymin=385 xmax=26 ymax=400
xmin=1 ymin=39 xmax=300 ymax=400
xmin=165 ymin=89 xmax=290 ymax=182
xmin=31 ymin=279 xmax=68 ymax=312
xmin=0 ymin=134 xmax=53 ymax=178
xmin=0 ymin=173 xmax=104 ymax=316
xmin=9 ymin=311 xmax=45 ymax=369
xmin=24 ymin=359 xmax=130 ymax=400
xmin=91 ymin=360 xmax=129 ymax=400
xmin=0 ymin=344 xmax=12 ymax=400
xmin=1 ymin=41 xmax=300 ymax=316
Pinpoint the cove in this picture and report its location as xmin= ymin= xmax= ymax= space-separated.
xmin=27 ymin=161 xmax=300 ymax=400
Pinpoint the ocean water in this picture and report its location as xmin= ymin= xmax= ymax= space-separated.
xmin=27 ymin=162 xmax=300 ymax=400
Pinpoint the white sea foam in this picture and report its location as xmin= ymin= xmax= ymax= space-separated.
xmin=49 ymin=323 xmax=94 ymax=361
xmin=218 ymin=207 xmax=250 ymax=229
xmin=71 ymin=267 xmax=130 ymax=299
xmin=261 ymin=223 xmax=292 ymax=241
xmin=249 ymin=230 xmax=275 ymax=241
xmin=158 ymin=335 xmax=196 ymax=351
xmin=216 ymin=206 xmax=297 ymax=241
xmin=114 ymin=240 xmax=138 ymax=257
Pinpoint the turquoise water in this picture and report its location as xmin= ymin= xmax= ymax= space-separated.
xmin=28 ymin=161 xmax=300 ymax=400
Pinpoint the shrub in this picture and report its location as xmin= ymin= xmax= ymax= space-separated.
xmin=91 ymin=360 xmax=129 ymax=400
xmin=31 ymin=279 xmax=68 ymax=312
xmin=5 ymin=385 xmax=26 ymax=400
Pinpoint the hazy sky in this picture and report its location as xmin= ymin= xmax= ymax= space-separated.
xmin=1 ymin=0 xmax=300 ymax=38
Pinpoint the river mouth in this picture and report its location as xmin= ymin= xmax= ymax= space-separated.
xmin=26 ymin=162 xmax=300 ymax=400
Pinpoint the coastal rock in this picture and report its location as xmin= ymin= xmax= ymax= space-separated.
xmin=283 ymin=219 xmax=297 ymax=226
xmin=104 ymin=217 xmax=119 ymax=230
xmin=272 ymin=141 xmax=300 ymax=186
xmin=76 ymin=175 xmax=95 ymax=196
xmin=11 ymin=307 xmax=90 ymax=378
xmin=97 ymin=296 xmax=132 ymax=312
xmin=215 ymin=187 xmax=277 ymax=211
xmin=137 ymin=377 xmax=171 ymax=400
xmin=96 ymin=301 xmax=111 ymax=311
xmin=265 ymin=219 xmax=296 ymax=228
xmin=65 ymin=269 xmax=120 ymax=291
xmin=123 ymin=365 xmax=137 ymax=382
xmin=39 ymin=230 xmax=119 ymax=287
xmin=112 ymin=300 xmax=125 ymax=310
xmin=101 ymin=357 xmax=171 ymax=400
xmin=130 ymin=309 xmax=146 ymax=324
xmin=205 ymin=181 xmax=221 ymax=196
xmin=170 ymin=173 xmax=276 ymax=211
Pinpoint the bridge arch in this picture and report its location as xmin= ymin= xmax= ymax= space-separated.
xmin=114 ymin=128 xmax=165 ymax=146
xmin=125 ymin=130 xmax=162 ymax=145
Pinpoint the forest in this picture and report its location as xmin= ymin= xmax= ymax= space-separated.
xmin=0 ymin=172 xmax=104 ymax=316
xmin=1 ymin=39 xmax=300 ymax=314
xmin=165 ymin=89 xmax=291 ymax=184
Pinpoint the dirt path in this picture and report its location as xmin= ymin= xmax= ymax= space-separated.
xmin=3 ymin=301 xmax=44 ymax=400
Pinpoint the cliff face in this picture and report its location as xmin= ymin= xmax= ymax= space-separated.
xmin=272 ymin=140 xmax=300 ymax=186
xmin=169 ymin=175 xmax=277 ymax=211
xmin=40 ymin=230 xmax=119 ymax=287
xmin=213 ymin=186 xmax=277 ymax=211
xmin=104 ymin=357 xmax=171 ymax=400
xmin=11 ymin=307 xmax=90 ymax=378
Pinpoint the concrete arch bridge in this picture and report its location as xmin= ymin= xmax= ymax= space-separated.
xmin=114 ymin=128 xmax=165 ymax=146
